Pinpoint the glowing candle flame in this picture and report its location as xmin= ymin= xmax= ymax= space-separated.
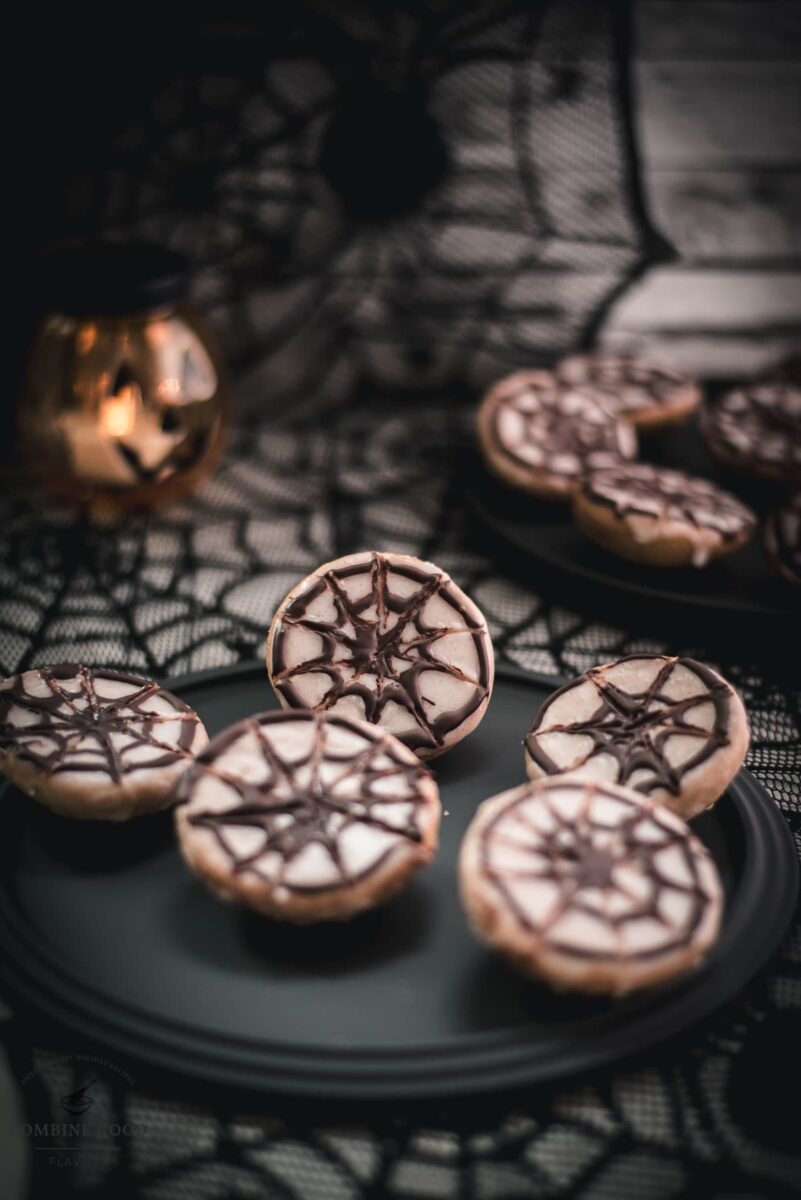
xmin=99 ymin=385 xmax=139 ymax=438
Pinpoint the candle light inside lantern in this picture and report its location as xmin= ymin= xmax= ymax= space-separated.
xmin=99 ymin=384 xmax=139 ymax=438
xmin=21 ymin=242 xmax=229 ymax=510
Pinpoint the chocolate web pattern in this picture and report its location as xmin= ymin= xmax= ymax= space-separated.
xmin=480 ymin=783 xmax=713 ymax=960
xmin=556 ymin=354 xmax=692 ymax=414
xmin=272 ymin=552 xmax=490 ymax=754
xmin=0 ymin=665 xmax=200 ymax=780
xmin=488 ymin=374 xmax=634 ymax=476
xmin=183 ymin=712 xmax=430 ymax=891
xmin=582 ymin=463 xmax=756 ymax=538
xmin=526 ymin=656 xmax=731 ymax=797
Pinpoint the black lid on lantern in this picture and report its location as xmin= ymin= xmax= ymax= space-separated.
xmin=38 ymin=242 xmax=191 ymax=318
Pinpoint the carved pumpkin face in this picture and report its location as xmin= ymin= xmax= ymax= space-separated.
xmin=23 ymin=308 xmax=227 ymax=505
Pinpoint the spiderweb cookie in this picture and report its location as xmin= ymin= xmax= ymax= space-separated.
xmin=556 ymin=354 xmax=701 ymax=430
xmin=459 ymin=778 xmax=723 ymax=994
xmin=574 ymin=462 xmax=756 ymax=567
xmin=524 ymin=655 xmax=749 ymax=820
xmin=477 ymin=369 xmax=637 ymax=500
xmin=0 ymin=665 xmax=207 ymax=819
xmin=267 ymin=551 xmax=494 ymax=759
xmin=176 ymin=709 xmax=440 ymax=922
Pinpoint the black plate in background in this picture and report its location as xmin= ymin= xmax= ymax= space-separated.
xmin=466 ymin=415 xmax=797 ymax=639
xmin=0 ymin=663 xmax=796 ymax=1100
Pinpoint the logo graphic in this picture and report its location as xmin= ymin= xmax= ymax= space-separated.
xmin=59 ymin=1080 xmax=96 ymax=1116
xmin=18 ymin=1053 xmax=145 ymax=1171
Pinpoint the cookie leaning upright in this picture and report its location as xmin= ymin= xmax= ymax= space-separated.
xmin=524 ymin=655 xmax=749 ymax=821
xmin=0 ymin=665 xmax=208 ymax=820
xmin=459 ymin=778 xmax=723 ymax=994
xmin=175 ymin=710 xmax=441 ymax=923
xmin=266 ymin=551 xmax=494 ymax=759
xmin=477 ymin=369 xmax=637 ymax=500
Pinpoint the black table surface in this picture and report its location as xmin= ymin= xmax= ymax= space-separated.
xmin=0 ymin=401 xmax=799 ymax=1199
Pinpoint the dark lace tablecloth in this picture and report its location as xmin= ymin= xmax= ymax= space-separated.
xmin=0 ymin=402 xmax=799 ymax=1199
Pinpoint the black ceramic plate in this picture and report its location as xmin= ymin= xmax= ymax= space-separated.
xmin=0 ymin=663 xmax=796 ymax=1100
xmin=466 ymin=417 xmax=796 ymax=631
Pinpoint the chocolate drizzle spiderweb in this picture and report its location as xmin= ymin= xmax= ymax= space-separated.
xmin=583 ymin=464 xmax=756 ymax=538
xmin=184 ymin=712 xmax=430 ymax=891
xmin=0 ymin=665 xmax=200 ymax=780
xmin=480 ymin=783 xmax=713 ymax=960
xmin=272 ymin=553 xmax=490 ymax=753
xmin=556 ymin=355 xmax=690 ymax=413
xmin=489 ymin=375 xmax=632 ymax=476
xmin=526 ymin=656 xmax=732 ymax=796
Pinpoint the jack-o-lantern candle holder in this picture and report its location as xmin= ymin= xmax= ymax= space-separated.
xmin=21 ymin=243 xmax=228 ymax=512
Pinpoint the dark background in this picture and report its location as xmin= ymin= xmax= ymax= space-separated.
xmin=10 ymin=2 xmax=801 ymax=422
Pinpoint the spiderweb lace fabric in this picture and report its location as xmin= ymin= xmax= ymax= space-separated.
xmin=25 ymin=1 xmax=667 ymax=415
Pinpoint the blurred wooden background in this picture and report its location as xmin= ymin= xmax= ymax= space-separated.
xmin=602 ymin=0 xmax=801 ymax=376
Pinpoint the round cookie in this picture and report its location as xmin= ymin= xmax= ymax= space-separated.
xmin=699 ymin=382 xmax=801 ymax=483
xmin=477 ymin=369 xmax=637 ymax=500
xmin=524 ymin=654 xmax=749 ymax=821
xmin=175 ymin=709 xmax=441 ymax=922
xmin=574 ymin=462 xmax=756 ymax=567
xmin=266 ymin=551 xmax=494 ymax=760
xmin=459 ymin=777 xmax=723 ymax=994
xmin=0 ymin=665 xmax=208 ymax=820
xmin=764 ymin=492 xmax=801 ymax=585
xmin=556 ymin=354 xmax=701 ymax=430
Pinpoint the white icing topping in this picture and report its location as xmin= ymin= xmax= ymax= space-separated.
xmin=488 ymin=371 xmax=636 ymax=481
xmin=479 ymin=779 xmax=720 ymax=961
xmin=556 ymin=355 xmax=692 ymax=415
xmin=272 ymin=552 xmax=491 ymax=755
xmin=584 ymin=463 xmax=755 ymax=550
xmin=0 ymin=666 xmax=202 ymax=784
xmin=526 ymin=655 xmax=738 ymax=802
xmin=182 ymin=712 xmax=436 ymax=892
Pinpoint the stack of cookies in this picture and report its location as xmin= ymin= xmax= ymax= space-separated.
xmin=478 ymin=354 xmax=800 ymax=579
